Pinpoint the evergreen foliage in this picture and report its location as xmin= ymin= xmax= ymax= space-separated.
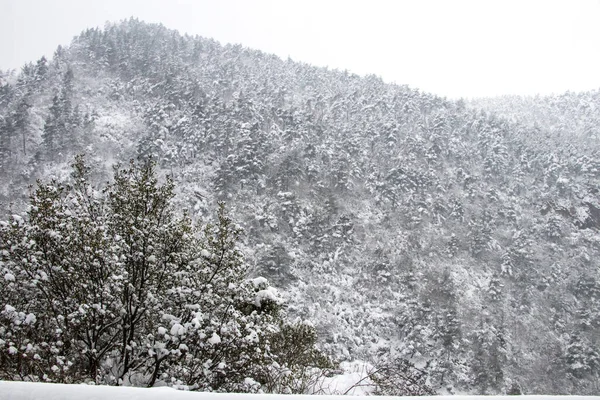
xmin=0 ymin=156 xmax=332 ymax=392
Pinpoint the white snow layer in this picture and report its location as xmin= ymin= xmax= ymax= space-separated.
xmin=2 ymin=382 xmax=600 ymax=400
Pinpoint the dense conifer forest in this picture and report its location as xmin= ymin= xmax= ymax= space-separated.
xmin=1 ymin=19 xmax=600 ymax=394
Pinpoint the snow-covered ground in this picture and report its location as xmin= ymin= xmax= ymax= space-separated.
xmin=2 ymin=381 xmax=600 ymax=400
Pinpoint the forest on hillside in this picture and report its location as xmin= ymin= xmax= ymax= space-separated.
xmin=1 ymin=19 xmax=600 ymax=395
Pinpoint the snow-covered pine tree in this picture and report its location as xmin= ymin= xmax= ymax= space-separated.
xmin=0 ymin=155 xmax=332 ymax=391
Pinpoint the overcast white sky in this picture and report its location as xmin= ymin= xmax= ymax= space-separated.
xmin=1 ymin=0 xmax=600 ymax=98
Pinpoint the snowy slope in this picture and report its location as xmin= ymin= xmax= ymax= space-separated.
xmin=2 ymin=381 xmax=599 ymax=400
xmin=4 ymin=19 xmax=600 ymax=395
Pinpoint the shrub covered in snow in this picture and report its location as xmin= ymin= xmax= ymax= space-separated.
xmin=0 ymin=156 xmax=332 ymax=392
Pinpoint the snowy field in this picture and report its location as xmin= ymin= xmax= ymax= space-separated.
xmin=2 ymin=381 xmax=600 ymax=400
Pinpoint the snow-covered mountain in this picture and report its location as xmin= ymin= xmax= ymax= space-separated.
xmin=2 ymin=19 xmax=600 ymax=394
